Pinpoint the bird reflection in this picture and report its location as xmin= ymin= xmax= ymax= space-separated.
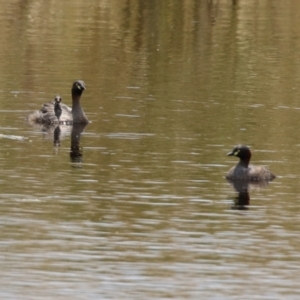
xmin=53 ymin=125 xmax=61 ymax=146
xmin=226 ymin=179 xmax=272 ymax=210
xmin=52 ymin=123 xmax=87 ymax=164
xmin=69 ymin=123 xmax=87 ymax=163
xmin=29 ymin=122 xmax=88 ymax=164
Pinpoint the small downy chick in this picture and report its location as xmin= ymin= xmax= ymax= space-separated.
xmin=54 ymin=95 xmax=62 ymax=123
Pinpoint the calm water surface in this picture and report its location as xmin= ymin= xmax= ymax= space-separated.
xmin=1 ymin=0 xmax=300 ymax=299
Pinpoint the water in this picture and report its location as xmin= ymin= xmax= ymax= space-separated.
xmin=0 ymin=0 xmax=300 ymax=299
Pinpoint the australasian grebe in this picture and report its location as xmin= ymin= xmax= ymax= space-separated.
xmin=28 ymin=80 xmax=88 ymax=125
xmin=226 ymin=145 xmax=275 ymax=181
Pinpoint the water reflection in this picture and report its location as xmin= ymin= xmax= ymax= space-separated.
xmin=69 ymin=123 xmax=88 ymax=164
xmin=53 ymin=125 xmax=61 ymax=146
xmin=30 ymin=122 xmax=88 ymax=164
xmin=227 ymin=179 xmax=274 ymax=210
xmin=51 ymin=123 xmax=88 ymax=164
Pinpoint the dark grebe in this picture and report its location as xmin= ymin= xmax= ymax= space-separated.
xmin=226 ymin=145 xmax=275 ymax=181
xmin=28 ymin=80 xmax=88 ymax=125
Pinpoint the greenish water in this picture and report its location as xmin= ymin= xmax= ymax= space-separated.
xmin=0 ymin=1 xmax=299 ymax=299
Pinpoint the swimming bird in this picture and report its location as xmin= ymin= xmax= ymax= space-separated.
xmin=54 ymin=95 xmax=62 ymax=122
xmin=226 ymin=145 xmax=275 ymax=181
xmin=28 ymin=80 xmax=88 ymax=125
